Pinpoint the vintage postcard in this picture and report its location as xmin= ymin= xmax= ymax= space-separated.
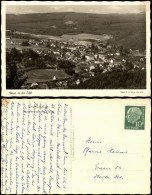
xmin=1 ymin=1 xmax=151 ymax=97
xmin=1 ymin=99 xmax=151 ymax=194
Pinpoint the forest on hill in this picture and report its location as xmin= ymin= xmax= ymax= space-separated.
xmin=69 ymin=70 xmax=146 ymax=89
xmin=6 ymin=12 xmax=146 ymax=51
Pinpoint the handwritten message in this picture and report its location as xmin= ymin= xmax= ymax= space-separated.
xmin=1 ymin=100 xmax=71 ymax=194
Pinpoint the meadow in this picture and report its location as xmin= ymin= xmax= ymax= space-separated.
xmin=26 ymin=69 xmax=69 ymax=83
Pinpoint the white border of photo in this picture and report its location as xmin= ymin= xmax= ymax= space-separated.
xmin=1 ymin=1 xmax=151 ymax=97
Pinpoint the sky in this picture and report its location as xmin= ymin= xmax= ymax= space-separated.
xmin=6 ymin=5 xmax=146 ymax=15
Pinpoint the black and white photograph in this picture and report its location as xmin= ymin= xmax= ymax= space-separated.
xmin=1 ymin=1 xmax=151 ymax=96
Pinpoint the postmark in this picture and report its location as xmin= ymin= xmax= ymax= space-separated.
xmin=125 ymin=106 xmax=145 ymax=130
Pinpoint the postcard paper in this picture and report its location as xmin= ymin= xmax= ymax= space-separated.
xmin=1 ymin=1 xmax=151 ymax=97
xmin=1 ymin=99 xmax=151 ymax=194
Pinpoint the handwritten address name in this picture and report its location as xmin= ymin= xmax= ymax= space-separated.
xmin=83 ymin=137 xmax=128 ymax=180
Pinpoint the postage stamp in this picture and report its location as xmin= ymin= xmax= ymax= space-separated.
xmin=125 ymin=106 xmax=145 ymax=130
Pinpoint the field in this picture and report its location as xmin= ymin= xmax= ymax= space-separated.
xmin=6 ymin=12 xmax=146 ymax=50
xmin=8 ymin=32 xmax=112 ymax=42
xmin=26 ymin=69 xmax=69 ymax=83
xmin=61 ymin=33 xmax=112 ymax=41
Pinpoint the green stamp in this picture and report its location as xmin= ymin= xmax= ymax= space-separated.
xmin=125 ymin=106 xmax=145 ymax=130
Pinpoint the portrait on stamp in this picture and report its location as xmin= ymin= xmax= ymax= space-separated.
xmin=125 ymin=106 xmax=145 ymax=130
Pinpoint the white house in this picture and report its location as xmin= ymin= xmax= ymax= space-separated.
xmin=116 ymin=52 xmax=120 ymax=56
xmin=53 ymin=51 xmax=60 ymax=55
xmin=53 ymin=76 xmax=56 ymax=81
xmin=31 ymin=83 xmax=38 ymax=88
xmin=110 ymin=59 xmax=114 ymax=64
xmin=76 ymin=79 xmax=80 ymax=85
xmin=89 ymin=65 xmax=95 ymax=71
xmin=85 ymin=55 xmax=94 ymax=61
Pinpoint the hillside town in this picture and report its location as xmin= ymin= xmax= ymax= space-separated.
xmin=6 ymin=34 xmax=146 ymax=89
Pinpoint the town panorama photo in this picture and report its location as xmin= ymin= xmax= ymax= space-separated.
xmin=6 ymin=4 xmax=146 ymax=89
